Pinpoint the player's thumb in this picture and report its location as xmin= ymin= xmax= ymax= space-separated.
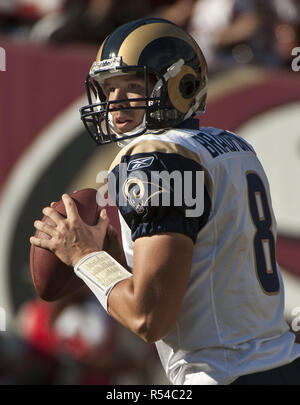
xmin=97 ymin=208 xmax=109 ymax=230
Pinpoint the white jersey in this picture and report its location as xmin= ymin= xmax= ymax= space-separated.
xmin=108 ymin=123 xmax=300 ymax=385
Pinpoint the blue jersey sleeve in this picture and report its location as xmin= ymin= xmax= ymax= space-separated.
xmin=108 ymin=146 xmax=211 ymax=243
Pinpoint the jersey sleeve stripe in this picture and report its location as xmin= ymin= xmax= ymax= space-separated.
xmin=109 ymin=139 xmax=202 ymax=173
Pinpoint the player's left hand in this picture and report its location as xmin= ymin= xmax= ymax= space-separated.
xmin=30 ymin=194 xmax=109 ymax=267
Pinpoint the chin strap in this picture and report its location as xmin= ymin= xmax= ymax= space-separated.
xmin=107 ymin=113 xmax=162 ymax=148
xmin=114 ymin=114 xmax=147 ymax=148
xmin=184 ymin=77 xmax=208 ymax=120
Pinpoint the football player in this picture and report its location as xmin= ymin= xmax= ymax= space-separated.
xmin=30 ymin=18 xmax=300 ymax=385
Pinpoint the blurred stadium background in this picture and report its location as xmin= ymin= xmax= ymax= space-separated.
xmin=0 ymin=0 xmax=300 ymax=385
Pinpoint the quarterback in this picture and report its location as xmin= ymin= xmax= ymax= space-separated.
xmin=30 ymin=18 xmax=300 ymax=384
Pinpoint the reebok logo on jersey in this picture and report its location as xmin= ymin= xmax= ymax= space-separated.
xmin=127 ymin=156 xmax=154 ymax=172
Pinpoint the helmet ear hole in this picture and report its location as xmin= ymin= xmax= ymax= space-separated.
xmin=179 ymin=74 xmax=199 ymax=99
xmin=168 ymin=66 xmax=199 ymax=113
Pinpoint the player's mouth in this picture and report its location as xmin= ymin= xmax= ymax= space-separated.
xmin=114 ymin=116 xmax=134 ymax=131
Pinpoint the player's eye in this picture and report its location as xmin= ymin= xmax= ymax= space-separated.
xmin=102 ymin=87 xmax=116 ymax=99
xmin=127 ymin=82 xmax=144 ymax=93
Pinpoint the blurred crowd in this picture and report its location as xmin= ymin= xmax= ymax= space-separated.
xmin=0 ymin=0 xmax=299 ymax=74
xmin=1 ymin=0 xmax=300 ymax=385
xmin=0 ymin=288 xmax=167 ymax=385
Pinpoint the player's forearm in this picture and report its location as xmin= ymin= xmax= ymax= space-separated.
xmin=107 ymin=233 xmax=193 ymax=343
xmin=107 ymin=278 xmax=151 ymax=341
xmin=74 ymin=250 xmax=169 ymax=343
xmin=107 ymin=277 xmax=169 ymax=344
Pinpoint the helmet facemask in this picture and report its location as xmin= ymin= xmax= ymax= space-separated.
xmin=80 ymin=63 xmax=173 ymax=145
xmin=80 ymin=61 xmax=206 ymax=146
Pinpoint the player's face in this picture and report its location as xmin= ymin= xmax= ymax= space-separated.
xmin=103 ymin=74 xmax=154 ymax=134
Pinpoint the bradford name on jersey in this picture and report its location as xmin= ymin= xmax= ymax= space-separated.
xmin=107 ymin=120 xmax=300 ymax=385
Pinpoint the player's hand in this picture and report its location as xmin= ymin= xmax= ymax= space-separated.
xmin=30 ymin=194 xmax=109 ymax=267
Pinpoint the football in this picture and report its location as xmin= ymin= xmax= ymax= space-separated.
xmin=30 ymin=188 xmax=102 ymax=301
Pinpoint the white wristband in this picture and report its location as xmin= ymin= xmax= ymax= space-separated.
xmin=74 ymin=251 xmax=132 ymax=312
